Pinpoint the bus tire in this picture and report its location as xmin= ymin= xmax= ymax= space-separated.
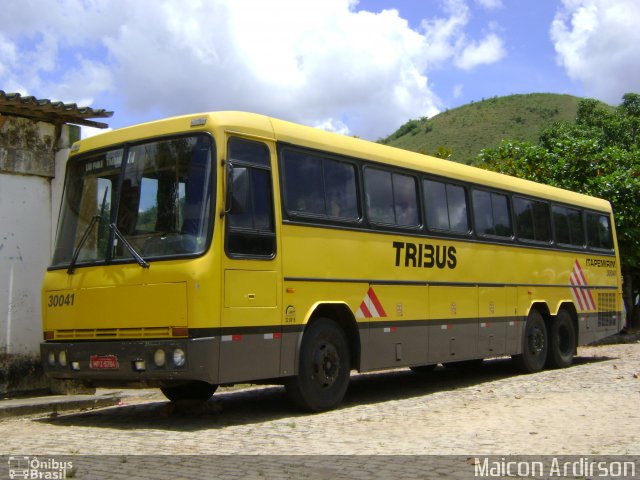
xmin=512 ymin=310 xmax=548 ymax=373
xmin=160 ymin=381 xmax=218 ymax=402
xmin=546 ymin=309 xmax=576 ymax=369
xmin=286 ymin=319 xmax=350 ymax=412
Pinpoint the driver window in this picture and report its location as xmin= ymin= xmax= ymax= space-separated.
xmin=225 ymin=138 xmax=276 ymax=258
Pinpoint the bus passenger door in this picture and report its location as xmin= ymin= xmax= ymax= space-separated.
xmin=219 ymin=136 xmax=282 ymax=384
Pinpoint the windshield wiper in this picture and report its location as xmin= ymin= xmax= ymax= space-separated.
xmin=67 ymin=187 xmax=109 ymax=274
xmin=66 ymin=216 xmax=99 ymax=274
xmin=109 ymin=223 xmax=150 ymax=269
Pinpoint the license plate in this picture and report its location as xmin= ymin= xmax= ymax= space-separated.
xmin=89 ymin=355 xmax=119 ymax=370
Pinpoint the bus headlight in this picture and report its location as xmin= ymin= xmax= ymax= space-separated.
xmin=154 ymin=349 xmax=166 ymax=367
xmin=47 ymin=352 xmax=56 ymax=367
xmin=58 ymin=350 xmax=68 ymax=367
xmin=172 ymin=348 xmax=186 ymax=367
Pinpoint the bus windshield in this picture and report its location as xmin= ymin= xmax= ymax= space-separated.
xmin=51 ymin=134 xmax=214 ymax=269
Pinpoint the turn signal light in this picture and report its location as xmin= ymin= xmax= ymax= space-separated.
xmin=172 ymin=327 xmax=188 ymax=337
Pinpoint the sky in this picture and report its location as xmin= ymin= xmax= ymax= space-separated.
xmin=1 ymin=0 xmax=639 ymax=141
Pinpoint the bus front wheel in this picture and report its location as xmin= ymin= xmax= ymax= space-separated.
xmin=546 ymin=309 xmax=576 ymax=369
xmin=286 ymin=319 xmax=350 ymax=412
xmin=160 ymin=381 xmax=218 ymax=402
xmin=512 ymin=310 xmax=548 ymax=373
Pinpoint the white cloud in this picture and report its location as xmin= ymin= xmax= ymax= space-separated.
xmin=455 ymin=33 xmax=506 ymax=70
xmin=421 ymin=0 xmax=505 ymax=71
xmin=80 ymin=126 xmax=112 ymax=139
xmin=0 ymin=0 xmax=506 ymax=139
xmin=421 ymin=0 xmax=471 ymax=66
xmin=551 ymin=0 xmax=640 ymax=103
xmin=53 ymin=57 xmax=114 ymax=105
xmin=314 ymin=118 xmax=351 ymax=136
xmin=475 ymin=0 xmax=503 ymax=9
xmin=0 ymin=33 xmax=21 ymax=91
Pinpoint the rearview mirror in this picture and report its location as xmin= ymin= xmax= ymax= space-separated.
xmin=223 ymin=161 xmax=249 ymax=216
xmin=229 ymin=166 xmax=250 ymax=214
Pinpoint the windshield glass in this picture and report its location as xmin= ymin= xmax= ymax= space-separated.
xmin=52 ymin=134 xmax=214 ymax=268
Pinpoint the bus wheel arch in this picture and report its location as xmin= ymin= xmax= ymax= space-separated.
xmin=306 ymin=303 xmax=361 ymax=371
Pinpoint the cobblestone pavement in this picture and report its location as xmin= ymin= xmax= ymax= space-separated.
xmin=1 ymin=342 xmax=639 ymax=478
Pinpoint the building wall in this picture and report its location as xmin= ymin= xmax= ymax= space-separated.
xmin=0 ymin=115 xmax=78 ymax=393
xmin=0 ymin=174 xmax=52 ymax=354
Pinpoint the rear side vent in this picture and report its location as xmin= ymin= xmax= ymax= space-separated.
xmin=597 ymin=293 xmax=617 ymax=327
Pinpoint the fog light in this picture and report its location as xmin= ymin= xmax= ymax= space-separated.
xmin=153 ymin=349 xmax=166 ymax=367
xmin=58 ymin=350 xmax=67 ymax=367
xmin=71 ymin=362 xmax=80 ymax=371
xmin=133 ymin=360 xmax=146 ymax=371
xmin=47 ymin=352 xmax=56 ymax=367
xmin=172 ymin=348 xmax=186 ymax=367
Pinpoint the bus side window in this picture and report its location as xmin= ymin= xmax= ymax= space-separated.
xmin=225 ymin=138 xmax=276 ymax=258
xmin=282 ymin=149 xmax=359 ymax=221
xmin=472 ymin=189 xmax=513 ymax=238
xmin=586 ymin=212 xmax=613 ymax=250
xmin=423 ymin=179 xmax=469 ymax=234
xmin=514 ymin=197 xmax=551 ymax=243
xmin=552 ymin=205 xmax=585 ymax=247
xmin=365 ymin=168 xmax=419 ymax=228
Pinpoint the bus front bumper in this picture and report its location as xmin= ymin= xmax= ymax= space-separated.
xmin=40 ymin=337 xmax=219 ymax=386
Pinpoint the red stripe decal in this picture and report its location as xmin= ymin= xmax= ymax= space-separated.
xmin=368 ymin=287 xmax=387 ymax=317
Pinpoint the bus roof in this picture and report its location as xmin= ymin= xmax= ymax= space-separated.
xmin=72 ymin=111 xmax=612 ymax=213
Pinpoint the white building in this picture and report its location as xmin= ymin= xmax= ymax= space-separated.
xmin=0 ymin=91 xmax=111 ymax=394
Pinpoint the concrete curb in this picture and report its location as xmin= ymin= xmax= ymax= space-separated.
xmin=0 ymin=392 xmax=123 ymax=419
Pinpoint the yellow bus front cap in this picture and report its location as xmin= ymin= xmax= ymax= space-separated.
xmin=43 ymin=282 xmax=187 ymax=340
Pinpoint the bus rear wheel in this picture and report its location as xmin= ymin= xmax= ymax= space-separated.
xmin=160 ymin=381 xmax=218 ymax=402
xmin=512 ymin=310 xmax=548 ymax=373
xmin=546 ymin=309 xmax=576 ymax=369
xmin=286 ymin=319 xmax=350 ymax=412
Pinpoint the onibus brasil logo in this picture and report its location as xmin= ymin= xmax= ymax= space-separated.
xmin=8 ymin=456 xmax=73 ymax=479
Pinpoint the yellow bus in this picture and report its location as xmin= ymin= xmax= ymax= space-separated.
xmin=41 ymin=112 xmax=623 ymax=411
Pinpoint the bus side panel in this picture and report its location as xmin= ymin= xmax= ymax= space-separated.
xmin=218 ymin=268 xmax=281 ymax=384
xmin=363 ymin=285 xmax=428 ymax=370
xmin=477 ymin=286 xmax=508 ymax=357
xmin=504 ymin=287 xmax=523 ymax=355
xmin=427 ymin=286 xmax=478 ymax=363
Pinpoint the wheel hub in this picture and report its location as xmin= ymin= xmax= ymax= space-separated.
xmin=312 ymin=343 xmax=340 ymax=388
xmin=529 ymin=326 xmax=545 ymax=354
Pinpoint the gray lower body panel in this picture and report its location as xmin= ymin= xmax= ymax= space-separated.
xmin=41 ymin=337 xmax=219 ymax=386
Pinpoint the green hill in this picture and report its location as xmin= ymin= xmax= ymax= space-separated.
xmin=379 ymin=93 xmax=605 ymax=164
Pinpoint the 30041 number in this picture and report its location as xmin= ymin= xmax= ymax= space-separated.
xmin=48 ymin=293 xmax=75 ymax=307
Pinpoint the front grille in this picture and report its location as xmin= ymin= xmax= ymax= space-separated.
xmin=54 ymin=327 xmax=172 ymax=339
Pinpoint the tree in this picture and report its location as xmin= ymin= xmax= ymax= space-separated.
xmin=478 ymin=94 xmax=640 ymax=325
